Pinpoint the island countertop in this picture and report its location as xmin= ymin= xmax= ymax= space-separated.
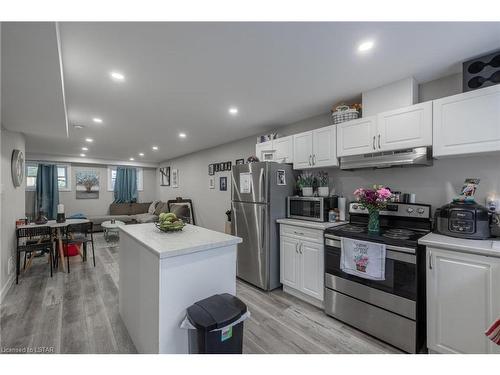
xmin=119 ymin=223 xmax=242 ymax=259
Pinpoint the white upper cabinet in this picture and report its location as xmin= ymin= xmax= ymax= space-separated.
xmin=427 ymin=247 xmax=500 ymax=354
xmin=274 ymin=136 xmax=294 ymax=163
xmin=433 ymin=85 xmax=500 ymax=158
xmin=293 ymin=125 xmax=338 ymax=169
xmin=255 ymin=140 xmax=274 ymax=161
xmin=312 ymin=125 xmax=337 ymax=168
xmin=293 ymin=131 xmax=314 ymax=169
xmin=336 ymin=116 xmax=377 ymax=157
xmin=377 ymin=101 xmax=432 ymax=152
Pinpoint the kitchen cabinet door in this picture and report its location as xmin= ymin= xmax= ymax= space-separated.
xmin=299 ymin=241 xmax=324 ymax=301
xmin=280 ymin=236 xmax=300 ymax=289
xmin=426 ymin=247 xmax=500 ymax=354
xmin=293 ymin=131 xmax=313 ymax=169
xmin=312 ymin=125 xmax=338 ymax=167
xmin=336 ymin=116 xmax=377 ymax=157
xmin=255 ymin=140 xmax=274 ymax=161
xmin=433 ymin=85 xmax=500 ymax=158
xmin=274 ymin=136 xmax=294 ymax=163
xmin=377 ymin=102 xmax=432 ymax=152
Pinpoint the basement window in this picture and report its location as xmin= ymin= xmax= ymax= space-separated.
xmin=107 ymin=166 xmax=144 ymax=192
xmin=25 ymin=162 xmax=71 ymax=192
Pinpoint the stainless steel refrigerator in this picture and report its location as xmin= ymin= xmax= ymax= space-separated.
xmin=231 ymin=162 xmax=295 ymax=290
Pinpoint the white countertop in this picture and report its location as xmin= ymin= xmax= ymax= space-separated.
xmin=276 ymin=218 xmax=348 ymax=230
xmin=419 ymin=233 xmax=500 ymax=258
xmin=119 ymin=223 xmax=242 ymax=259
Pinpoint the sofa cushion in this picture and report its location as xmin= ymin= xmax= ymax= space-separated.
xmin=135 ymin=213 xmax=158 ymax=223
xmin=130 ymin=202 xmax=151 ymax=215
xmin=148 ymin=200 xmax=160 ymax=214
xmin=109 ymin=202 xmax=151 ymax=215
xmin=154 ymin=202 xmax=169 ymax=216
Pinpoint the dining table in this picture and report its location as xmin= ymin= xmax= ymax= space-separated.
xmin=17 ymin=219 xmax=90 ymax=272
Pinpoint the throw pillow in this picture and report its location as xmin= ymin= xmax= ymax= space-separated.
xmin=154 ymin=202 xmax=168 ymax=216
xmin=148 ymin=200 xmax=160 ymax=214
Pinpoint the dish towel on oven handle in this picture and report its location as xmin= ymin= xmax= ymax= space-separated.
xmin=340 ymin=238 xmax=386 ymax=280
xmin=485 ymin=318 xmax=500 ymax=345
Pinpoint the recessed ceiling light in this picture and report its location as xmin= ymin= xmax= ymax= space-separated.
xmin=152 ymin=146 xmax=159 ymax=151
xmin=80 ymin=153 xmax=86 ymax=157
xmin=92 ymin=117 xmax=103 ymax=124
xmin=357 ymin=40 xmax=375 ymax=52
xmin=228 ymin=107 xmax=239 ymax=115
xmin=73 ymin=124 xmax=84 ymax=129
xmin=110 ymin=71 xmax=125 ymax=81
xmin=129 ymin=157 xmax=135 ymax=161
xmin=179 ymin=132 xmax=187 ymax=138
xmin=139 ymin=153 xmax=144 ymax=157
xmin=85 ymin=138 xmax=94 ymax=143
xmin=81 ymin=147 xmax=88 ymax=151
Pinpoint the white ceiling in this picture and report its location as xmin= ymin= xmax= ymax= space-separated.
xmin=3 ymin=22 xmax=500 ymax=163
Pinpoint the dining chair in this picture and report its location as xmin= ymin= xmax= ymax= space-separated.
xmin=61 ymin=222 xmax=95 ymax=273
xmin=15 ymin=226 xmax=54 ymax=284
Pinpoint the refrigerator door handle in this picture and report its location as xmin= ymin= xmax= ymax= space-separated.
xmin=259 ymin=167 xmax=266 ymax=203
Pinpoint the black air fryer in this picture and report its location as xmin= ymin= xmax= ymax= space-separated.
xmin=434 ymin=201 xmax=490 ymax=239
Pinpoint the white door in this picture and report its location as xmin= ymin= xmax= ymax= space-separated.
xmin=255 ymin=140 xmax=274 ymax=161
xmin=312 ymin=125 xmax=338 ymax=167
xmin=336 ymin=116 xmax=377 ymax=157
xmin=280 ymin=236 xmax=300 ymax=288
xmin=274 ymin=136 xmax=294 ymax=163
xmin=427 ymin=247 xmax=500 ymax=354
xmin=377 ymin=102 xmax=432 ymax=152
xmin=299 ymin=241 xmax=324 ymax=301
xmin=293 ymin=131 xmax=313 ymax=169
xmin=433 ymin=85 xmax=500 ymax=158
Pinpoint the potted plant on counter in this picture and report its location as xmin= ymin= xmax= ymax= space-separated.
xmin=317 ymin=171 xmax=329 ymax=197
xmin=297 ymin=173 xmax=314 ymax=197
xmin=353 ymin=185 xmax=392 ymax=234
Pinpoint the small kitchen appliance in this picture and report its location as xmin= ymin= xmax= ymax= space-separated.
xmin=324 ymin=202 xmax=432 ymax=353
xmin=434 ymin=201 xmax=490 ymax=239
xmin=287 ymin=196 xmax=338 ymax=222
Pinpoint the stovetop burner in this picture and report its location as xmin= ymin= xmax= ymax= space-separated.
xmin=382 ymin=228 xmax=416 ymax=240
xmin=338 ymin=224 xmax=365 ymax=233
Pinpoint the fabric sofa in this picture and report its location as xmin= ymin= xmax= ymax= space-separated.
xmin=89 ymin=202 xmax=167 ymax=231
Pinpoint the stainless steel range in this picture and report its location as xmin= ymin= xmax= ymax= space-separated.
xmin=323 ymin=202 xmax=432 ymax=353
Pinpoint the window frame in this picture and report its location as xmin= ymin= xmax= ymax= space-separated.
xmin=25 ymin=162 xmax=71 ymax=192
xmin=107 ymin=166 xmax=144 ymax=192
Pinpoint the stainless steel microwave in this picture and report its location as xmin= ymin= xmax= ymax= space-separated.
xmin=287 ymin=196 xmax=338 ymax=222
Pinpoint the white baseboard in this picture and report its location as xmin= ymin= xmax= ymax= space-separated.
xmin=283 ymin=285 xmax=324 ymax=309
xmin=0 ymin=273 xmax=15 ymax=304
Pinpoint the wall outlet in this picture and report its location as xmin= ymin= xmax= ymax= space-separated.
xmin=8 ymin=256 xmax=15 ymax=275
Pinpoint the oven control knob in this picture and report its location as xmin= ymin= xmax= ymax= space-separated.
xmin=406 ymin=207 xmax=414 ymax=214
xmin=352 ymin=204 xmax=358 ymax=210
xmin=417 ymin=208 xmax=425 ymax=214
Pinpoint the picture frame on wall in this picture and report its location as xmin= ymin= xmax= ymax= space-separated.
xmin=171 ymin=169 xmax=179 ymax=188
xmin=235 ymin=159 xmax=244 ymax=165
xmin=75 ymin=169 xmax=100 ymax=199
xmin=219 ymin=162 xmax=226 ymax=172
xmin=220 ymin=176 xmax=227 ymax=191
xmin=209 ymin=177 xmax=215 ymax=189
xmin=225 ymin=161 xmax=232 ymax=171
xmin=160 ymin=166 xmax=170 ymax=186
xmin=214 ymin=163 xmax=220 ymax=173
xmin=208 ymin=164 xmax=214 ymax=176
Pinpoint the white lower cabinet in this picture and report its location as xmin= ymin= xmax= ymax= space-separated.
xmin=426 ymin=247 xmax=500 ymax=354
xmin=280 ymin=224 xmax=324 ymax=304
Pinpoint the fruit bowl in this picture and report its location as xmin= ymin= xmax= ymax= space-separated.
xmin=155 ymin=222 xmax=185 ymax=232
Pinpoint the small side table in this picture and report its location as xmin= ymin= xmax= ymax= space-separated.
xmin=101 ymin=220 xmax=125 ymax=242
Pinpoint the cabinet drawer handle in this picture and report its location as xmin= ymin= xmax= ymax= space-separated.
xmin=294 ymin=231 xmax=305 ymax=236
xmin=372 ymin=136 xmax=376 ymax=150
xmin=295 ymin=243 xmax=299 ymax=253
xmin=298 ymin=243 xmax=303 ymax=254
xmin=429 ymin=250 xmax=433 ymax=270
xmin=312 ymin=154 xmax=316 ymax=165
xmin=378 ymin=134 xmax=381 ymax=149
xmin=308 ymin=155 xmax=312 ymax=166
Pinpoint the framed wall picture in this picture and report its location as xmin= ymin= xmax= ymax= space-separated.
xmin=214 ymin=163 xmax=220 ymax=173
xmin=160 ymin=166 xmax=170 ymax=186
xmin=225 ymin=161 xmax=232 ymax=171
xmin=219 ymin=176 xmax=227 ymax=191
xmin=76 ymin=169 xmax=100 ymax=199
xmin=208 ymin=164 xmax=214 ymax=176
xmin=209 ymin=177 xmax=215 ymax=189
xmin=219 ymin=162 xmax=226 ymax=172
xmin=235 ymin=159 xmax=244 ymax=165
xmin=277 ymin=169 xmax=286 ymax=185
xmin=171 ymin=169 xmax=179 ymax=188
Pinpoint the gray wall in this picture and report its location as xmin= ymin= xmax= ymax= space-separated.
xmin=1 ymin=129 xmax=26 ymax=295
xmin=26 ymin=164 xmax=157 ymax=217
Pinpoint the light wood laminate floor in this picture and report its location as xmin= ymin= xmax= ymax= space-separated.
xmin=0 ymin=233 xmax=400 ymax=354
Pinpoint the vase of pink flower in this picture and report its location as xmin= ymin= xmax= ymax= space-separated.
xmin=353 ymin=185 xmax=392 ymax=234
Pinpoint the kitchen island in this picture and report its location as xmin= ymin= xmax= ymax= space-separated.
xmin=118 ymin=223 xmax=242 ymax=353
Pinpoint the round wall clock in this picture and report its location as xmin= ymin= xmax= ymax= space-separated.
xmin=11 ymin=149 xmax=25 ymax=187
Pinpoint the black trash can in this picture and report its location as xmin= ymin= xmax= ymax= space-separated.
xmin=186 ymin=293 xmax=247 ymax=354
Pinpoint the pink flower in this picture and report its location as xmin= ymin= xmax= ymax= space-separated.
xmin=353 ymin=188 xmax=364 ymax=197
xmin=377 ymin=188 xmax=392 ymax=199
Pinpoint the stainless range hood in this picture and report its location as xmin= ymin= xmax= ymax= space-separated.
xmin=340 ymin=147 xmax=433 ymax=170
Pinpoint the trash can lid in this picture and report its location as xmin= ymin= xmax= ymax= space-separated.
xmin=186 ymin=293 xmax=247 ymax=331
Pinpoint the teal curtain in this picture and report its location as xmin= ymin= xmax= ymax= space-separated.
xmin=114 ymin=167 xmax=138 ymax=203
xmin=35 ymin=164 xmax=60 ymax=219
